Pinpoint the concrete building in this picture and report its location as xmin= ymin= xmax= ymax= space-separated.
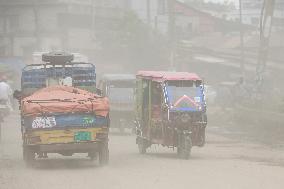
xmin=0 ymin=0 xmax=130 ymax=58
xmin=226 ymin=0 xmax=284 ymax=30
xmin=131 ymin=0 xmax=244 ymax=38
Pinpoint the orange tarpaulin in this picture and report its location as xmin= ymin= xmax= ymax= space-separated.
xmin=22 ymin=86 xmax=109 ymax=117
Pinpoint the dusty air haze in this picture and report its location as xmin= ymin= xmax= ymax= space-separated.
xmin=0 ymin=0 xmax=283 ymax=189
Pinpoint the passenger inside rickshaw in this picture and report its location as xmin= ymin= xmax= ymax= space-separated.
xmin=151 ymin=82 xmax=162 ymax=119
xmin=142 ymin=81 xmax=149 ymax=126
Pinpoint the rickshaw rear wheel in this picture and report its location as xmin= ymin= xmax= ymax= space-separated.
xmin=23 ymin=146 xmax=35 ymax=167
xmin=197 ymin=127 xmax=206 ymax=147
xmin=177 ymin=134 xmax=192 ymax=159
xmin=137 ymin=137 xmax=147 ymax=154
xmin=99 ymin=142 xmax=109 ymax=166
xmin=198 ymin=114 xmax=207 ymax=147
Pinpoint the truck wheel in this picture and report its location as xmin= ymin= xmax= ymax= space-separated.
xmin=23 ymin=146 xmax=35 ymax=167
xmin=137 ymin=137 xmax=147 ymax=154
xmin=88 ymin=151 xmax=97 ymax=161
xmin=177 ymin=134 xmax=192 ymax=160
xmin=99 ymin=142 xmax=109 ymax=166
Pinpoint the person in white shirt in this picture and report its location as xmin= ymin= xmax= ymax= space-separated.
xmin=0 ymin=76 xmax=13 ymax=112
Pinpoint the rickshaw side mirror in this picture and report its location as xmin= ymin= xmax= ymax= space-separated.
xmin=13 ymin=90 xmax=22 ymax=100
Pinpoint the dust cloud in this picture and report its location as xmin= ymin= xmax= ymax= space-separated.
xmin=0 ymin=0 xmax=284 ymax=189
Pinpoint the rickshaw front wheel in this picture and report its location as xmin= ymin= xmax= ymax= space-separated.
xmin=177 ymin=134 xmax=192 ymax=160
xmin=137 ymin=137 xmax=147 ymax=154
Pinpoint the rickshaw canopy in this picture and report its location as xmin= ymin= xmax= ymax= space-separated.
xmin=102 ymin=74 xmax=136 ymax=81
xmin=136 ymin=71 xmax=202 ymax=82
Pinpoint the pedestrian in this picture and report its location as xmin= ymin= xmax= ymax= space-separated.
xmin=0 ymin=75 xmax=13 ymax=112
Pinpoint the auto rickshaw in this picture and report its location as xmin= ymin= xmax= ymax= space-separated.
xmin=98 ymin=74 xmax=135 ymax=133
xmin=135 ymin=71 xmax=207 ymax=159
xmin=15 ymin=52 xmax=110 ymax=166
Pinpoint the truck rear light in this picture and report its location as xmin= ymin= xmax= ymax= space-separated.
xmin=96 ymin=132 xmax=108 ymax=139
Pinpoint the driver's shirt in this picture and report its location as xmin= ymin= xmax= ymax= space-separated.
xmin=0 ymin=82 xmax=12 ymax=100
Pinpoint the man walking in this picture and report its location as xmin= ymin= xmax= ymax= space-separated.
xmin=0 ymin=76 xmax=13 ymax=112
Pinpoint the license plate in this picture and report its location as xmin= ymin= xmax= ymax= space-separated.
xmin=74 ymin=131 xmax=91 ymax=142
xmin=32 ymin=116 xmax=56 ymax=129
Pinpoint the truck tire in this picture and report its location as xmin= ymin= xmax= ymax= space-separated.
xmin=23 ymin=146 xmax=35 ymax=167
xmin=99 ymin=142 xmax=109 ymax=166
xmin=88 ymin=151 xmax=97 ymax=161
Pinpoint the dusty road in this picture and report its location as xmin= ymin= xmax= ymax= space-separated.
xmin=0 ymin=113 xmax=284 ymax=189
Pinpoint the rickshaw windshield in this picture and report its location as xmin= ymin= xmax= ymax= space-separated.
xmin=166 ymin=80 xmax=202 ymax=110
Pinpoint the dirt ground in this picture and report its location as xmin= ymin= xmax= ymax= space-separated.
xmin=0 ymin=113 xmax=284 ymax=189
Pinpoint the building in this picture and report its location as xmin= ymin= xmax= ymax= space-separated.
xmin=131 ymin=0 xmax=246 ymax=38
xmin=0 ymin=0 xmax=130 ymax=58
xmin=226 ymin=0 xmax=284 ymax=30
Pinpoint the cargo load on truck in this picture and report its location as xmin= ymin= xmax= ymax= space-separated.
xmin=21 ymin=85 xmax=109 ymax=117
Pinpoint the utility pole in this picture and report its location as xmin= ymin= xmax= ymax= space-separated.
xmin=60 ymin=2 xmax=70 ymax=51
xmin=256 ymin=0 xmax=275 ymax=89
xmin=33 ymin=0 xmax=41 ymax=50
xmin=147 ymin=0 xmax=151 ymax=25
xmin=168 ymin=0 xmax=176 ymax=71
xmin=91 ymin=0 xmax=96 ymax=40
xmin=239 ymin=0 xmax=245 ymax=76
